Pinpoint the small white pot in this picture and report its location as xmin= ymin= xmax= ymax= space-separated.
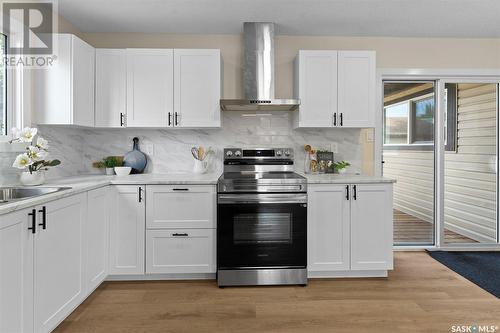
xmin=193 ymin=159 xmax=208 ymax=174
xmin=337 ymin=168 xmax=347 ymax=174
xmin=105 ymin=167 xmax=115 ymax=175
xmin=19 ymin=171 xmax=45 ymax=186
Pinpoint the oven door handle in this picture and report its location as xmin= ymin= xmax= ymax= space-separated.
xmin=218 ymin=193 xmax=307 ymax=204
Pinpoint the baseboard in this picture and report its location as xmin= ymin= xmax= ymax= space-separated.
xmin=106 ymin=273 xmax=216 ymax=281
xmin=308 ymin=270 xmax=388 ymax=278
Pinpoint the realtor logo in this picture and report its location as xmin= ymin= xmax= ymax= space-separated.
xmin=2 ymin=1 xmax=54 ymax=54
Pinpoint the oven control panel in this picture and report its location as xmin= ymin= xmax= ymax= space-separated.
xmin=224 ymin=148 xmax=294 ymax=159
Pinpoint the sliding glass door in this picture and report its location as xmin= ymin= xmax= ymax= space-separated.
xmin=382 ymin=81 xmax=436 ymax=245
xmin=383 ymin=78 xmax=500 ymax=247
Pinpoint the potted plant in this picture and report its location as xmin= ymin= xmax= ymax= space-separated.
xmin=93 ymin=156 xmax=123 ymax=175
xmin=10 ymin=127 xmax=61 ymax=186
xmin=333 ymin=161 xmax=351 ymax=174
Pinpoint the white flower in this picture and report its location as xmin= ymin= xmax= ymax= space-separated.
xmin=28 ymin=146 xmax=47 ymax=161
xmin=12 ymin=153 xmax=33 ymax=169
xmin=36 ymin=137 xmax=49 ymax=150
xmin=13 ymin=127 xmax=37 ymax=143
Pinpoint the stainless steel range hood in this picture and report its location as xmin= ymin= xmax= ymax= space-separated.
xmin=220 ymin=22 xmax=300 ymax=111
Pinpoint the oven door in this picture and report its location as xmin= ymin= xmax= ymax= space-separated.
xmin=217 ymin=193 xmax=307 ymax=270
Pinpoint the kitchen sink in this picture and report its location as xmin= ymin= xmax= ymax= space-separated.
xmin=0 ymin=187 xmax=72 ymax=204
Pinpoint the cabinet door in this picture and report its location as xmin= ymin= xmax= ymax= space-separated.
xmin=95 ymin=49 xmax=126 ymax=128
xmin=295 ymin=50 xmax=338 ymax=128
xmin=307 ymin=185 xmax=350 ymax=272
xmin=86 ymin=187 xmax=110 ymax=293
xmin=350 ymin=184 xmax=393 ymax=270
xmin=126 ymin=49 xmax=174 ymax=127
xmin=146 ymin=185 xmax=216 ymax=229
xmin=173 ymin=49 xmax=221 ymax=127
xmin=146 ymin=229 xmax=216 ymax=274
xmin=337 ymin=51 xmax=376 ymax=128
xmin=72 ymin=35 xmax=95 ymax=127
xmin=34 ymin=194 xmax=86 ymax=333
xmin=109 ymin=186 xmax=145 ymax=275
xmin=0 ymin=209 xmax=34 ymax=333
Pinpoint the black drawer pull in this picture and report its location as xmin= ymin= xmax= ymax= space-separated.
xmin=38 ymin=206 xmax=47 ymax=229
xmin=172 ymin=188 xmax=189 ymax=191
xmin=28 ymin=209 xmax=36 ymax=234
xmin=353 ymin=185 xmax=357 ymax=200
xmin=346 ymin=185 xmax=350 ymax=200
xmin=172 ymin=233 xmax=189 ymax=237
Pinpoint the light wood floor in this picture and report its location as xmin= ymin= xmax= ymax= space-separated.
xmin=55 ymin=252 xmax=499 ymax=333
xmin=394 ymin=209 xmax=477 ymax=244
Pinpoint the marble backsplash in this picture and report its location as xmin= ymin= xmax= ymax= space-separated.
xmin=0 ymin=112 xmax=370 ymax=185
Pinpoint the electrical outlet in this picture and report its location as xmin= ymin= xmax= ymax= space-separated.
xmin=142 ymin=144 xmax=154 ymax=156
xmin=330 ymin=142 xmax=339 ymax=154
xmin=366 ymin=130 xmax=375 ymax=142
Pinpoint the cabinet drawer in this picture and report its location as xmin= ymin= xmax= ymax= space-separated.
xmin=146 ymin=185 xmax=216 ymax=229
xmin=146 ymin=229 xmax=216 ymax=274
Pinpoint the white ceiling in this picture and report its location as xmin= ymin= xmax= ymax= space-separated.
xmin=58 ymin=0 xmax=500 ymax=38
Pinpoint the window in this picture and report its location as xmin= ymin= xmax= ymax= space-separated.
xmin=384 ymin=102 xmax=409 ymax=144
xmin=0 ymin=33 xmax=6 ymax=136
xmin=383 ymin=93 xmax=435 ymax=147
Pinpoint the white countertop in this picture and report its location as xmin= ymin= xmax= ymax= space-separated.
xmin=0 ymin=172 xmax=395 ymax=216
xmin=0 ymin=173 xmax=221 ymax=216
xmin=299 ymin=172 xmax=396 ymax=184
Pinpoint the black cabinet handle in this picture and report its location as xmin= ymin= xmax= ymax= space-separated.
xmin=353 ymin=185 xmax=357 ymax=200
xmin=138 ymin=187 xmax=143 ymax=203
xmin=172 ymin=233 xmax=189 ymax=237
xmin=172 ymin=188 xmax=189 ymax=191
xmin=174 ymin=112 xmax=179 ymax=126
xmin=120 ymin=113 xmax=125 ymax=127
xmin=346 ymin=185 xmax=350 ymax=200
xmin=38 ymin=206 xmax=47 ymax=229
xmin=28 ymin=209 xmax=36 ymax=234
xmin=168 ymin=112 xmax=172 ymax=126
xmin=340 ymin=113 xmax=343 ymax=126
xmin=333 ymin=113 xmax=337 ymax=126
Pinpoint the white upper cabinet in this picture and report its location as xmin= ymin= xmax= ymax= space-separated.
xmin=173 ymin=49 xmax=221 ymax=127
xmin=338 ymin=51 xmax=376 ymax=128
xmin=95 ymin=49 xmax=127 ymax=128
xmin=294 ymin=50 xmax=376 ymax=128
xmin=294 ymin=50 xmax=338 ymax=128
xmin=34 ymin=34 xmax=95 ymax=127
xmin=126 ymin=49 xmax=174 ymax=127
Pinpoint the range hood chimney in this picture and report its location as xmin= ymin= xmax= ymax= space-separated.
xmin=220 ymin=22 xmax=300 ymax=111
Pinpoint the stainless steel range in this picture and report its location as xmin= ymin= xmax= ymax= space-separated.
xmin=217 ymin=148 xmax=307 ymax=287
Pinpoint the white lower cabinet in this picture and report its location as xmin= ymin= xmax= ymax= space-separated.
xmin=34 ymin=194 xmax=87 ymax=333
xmin=350 ymin=184 xmax=393 ymax=270
xmin=307 ymin=185 xmax=350 ymax=271
xmin=308 ymin=183 xmax=393 ymax=276
xmin=146 ymin=185 xmax=216 ymax=229
xmin=109 ymin=185 xmax=145 ymax=275
xmin=146 ymin=229 xmax=216 ymax=274
xmin=86 ymin=187 xmax=110 ymax=292
xmin=0 ymin=208 xmax=34 ymax=333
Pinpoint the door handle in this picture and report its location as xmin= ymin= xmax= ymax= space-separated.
xmin=174 ymin=112 xmax=179 ymax=126
xmin=172 ymin=233 xmax=189 ymax=237
xmin=333 ymin=113 xmax=337 ymax=126
xmin=138 ymin=187 xmax=143 ymax=203
xmin=28 ymin=209 xmax=36 ymax=234
xmin=346 ymin=185 xmax=350 ymax=200
xmin=120 ymin=112 xmax=125 ymax=127
xmin=172 ymin=188 xmax=189 ymax=191
xmin=353 ymin=185 xmax=357 ymax=200
xmin=340 ymin=113 xmax=343 ymax=126
xmin=168 ymin=112 xmax=172 ymax=126
xmin=38 ymin=206 xmax=47 ymax=230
